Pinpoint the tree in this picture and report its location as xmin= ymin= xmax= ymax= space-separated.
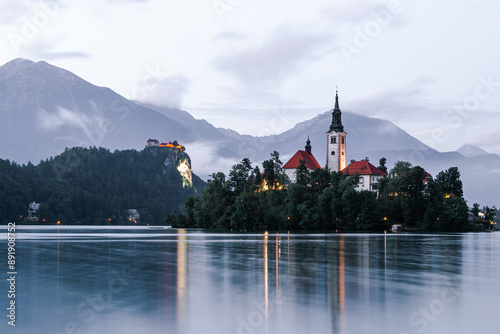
xmin=309 ymin=168 xmax=332 ymax=193
xmin=421 ymin=178 xmax=444 ymax=231
xmin=484 ymin=206 xmax=496 ymax=221
xmin=471 ymin=203 xmax=480 ymax=217
xmin=437 ymin=197 xmax=469 ymax=231
xmin=382 ymin=163 xmax=427 ymax=228
xmin=199 ymin=172 xmax=232 ymax=228
xmin=295 ymin=159 xmax=309 ymax=187
xmin=389 ymin=161 xmax=412 ymax=177
xmin=250 ymin=166 xmax=262 ymax=192
xmin=435 ymin=167 xmax=463 ymax=199
xmin=285 ymin=183 xmax=305 ymax=229
xmin=229 ymin=158 xmax=253 ymax=194
xmin=262 ymin=151 xmax=288 ymax=190
xmin=262 ymin=159 xmax=276 ymax=190
xmin=378 ymin=157 xmax=388 ymax=174
xmin=230 ymin=193 xmax=257 ymax=230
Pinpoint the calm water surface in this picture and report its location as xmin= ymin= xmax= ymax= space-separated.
xmin=0 ymin=226 xmax=499 ymax=334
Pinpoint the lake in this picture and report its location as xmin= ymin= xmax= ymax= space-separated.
xmin=1 ymin=226 xmax=499 ymax=334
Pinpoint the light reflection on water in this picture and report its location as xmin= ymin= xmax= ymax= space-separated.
xmin=0 ymin=226 xmax=499 ymax=334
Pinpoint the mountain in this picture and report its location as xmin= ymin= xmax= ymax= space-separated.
xmin=0 ymin=58 xmax=194 ymax=163
xmin=457 ymin=144 xmax=489 ymax=157
xmin=0 ymin=146 xmax=205 ymax=224
xmin=0 ymin=58 xmax=498 ymax=206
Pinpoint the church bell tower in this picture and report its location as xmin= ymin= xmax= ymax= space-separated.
xmin=326 ymin=89 xmax=347 ymax=172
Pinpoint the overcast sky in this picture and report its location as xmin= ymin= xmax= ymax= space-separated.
xmin=1 ymin=0 xmax=499 ymax=154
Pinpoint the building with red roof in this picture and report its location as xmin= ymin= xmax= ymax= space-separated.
xmin=342 ymin=160 xmax=387 ymax=196
xmin=283 ymin=138 xmax=321 ymax=182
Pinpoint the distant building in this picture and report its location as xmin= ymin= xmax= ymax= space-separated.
xmin=147 ymin=139 xmax=185 ymax=151
xmin=27 ymin=201 xmax=40 ymax=221
xmin=147 ymin=138 xmax=159 ymax=147
xmin=283 ymin=138 xmax=321 ymax=182
xmin=128 ymin=209 xmax=140 ymax=223
xmin=326 ymin=90 xmax=347 ymax=172
xmin=342 ymin=161 xmax=387 ymax=196
xmin=283 ymin=90 xmax=347 ymax=182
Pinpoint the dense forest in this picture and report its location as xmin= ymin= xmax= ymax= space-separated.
xmin=0 ymin=146 xmax=205 ymax=225
xmin=167 ymin=152 xmax=496 ymax=232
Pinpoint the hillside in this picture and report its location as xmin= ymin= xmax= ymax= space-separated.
xmin=0 ymin=146 xmax=205 ymax=225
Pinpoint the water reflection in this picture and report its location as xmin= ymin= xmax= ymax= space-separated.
xmin=263 ymin=231 xmax=268 ymax=332
xmin=1 ymin=227 xmax=499 ymax=334
xmin=177 ymin=229 xmax=188 ymax=333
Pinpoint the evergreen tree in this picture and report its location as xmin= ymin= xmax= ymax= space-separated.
xmin=436 ymin=167 xmax=463 ymax=199
xmin=378 ymin=157 xmax=388 ymax=174
xmin=295 ymin=159 xmax=309 ymax=188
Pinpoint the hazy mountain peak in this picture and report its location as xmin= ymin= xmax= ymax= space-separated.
xmin=2 ymin=58 xmax=34 ymax=66
xmin=0 ymin=58 xmax=35 ymax=76
xmin=457 ymin=144 xmax=488 ymax=157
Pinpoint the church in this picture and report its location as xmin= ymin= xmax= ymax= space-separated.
xmin=283 ymin=90 xmax=386 ymax=194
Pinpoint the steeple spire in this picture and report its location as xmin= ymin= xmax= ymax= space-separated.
xmin=329 ymin=87 xmax=344 ymax=132
xmin=334 ymin=86 xmax=340 ymax=111
xmin=305 ymin=136 xmax=312 ymax=154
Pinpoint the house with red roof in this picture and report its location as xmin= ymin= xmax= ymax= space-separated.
xmin=342 ymin=160 xmax=387 ymax=196
xmin=283 ymin=138 xmax=321 ymax=182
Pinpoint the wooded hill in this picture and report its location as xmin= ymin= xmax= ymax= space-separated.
xmin=0 ymin=146 xmax=205 ymax=225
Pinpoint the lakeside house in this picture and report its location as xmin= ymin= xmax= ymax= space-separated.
xmin=128 ymin=209 xmax=140 ymax=223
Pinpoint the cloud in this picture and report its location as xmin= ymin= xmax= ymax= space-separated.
xmin=0 ymin=2 xmax=32 ymax=24
xmin=16 ymin=37 xmax=90 ymax=61
xmin=184 ymin=141 xmax=236 ymax=179
xmin=35 ymin=51 xmax=90 ymax=60
xmin=469 ymin=131 xmax=500 ymax=155
xmin=133 ymin=74 xmax=191 ymax=109
xmin=212 ymin=24 xmax=334 ymax=88
xmin=37 ymin=105 xmax=111 ymax=147
xmin=319 ymin=1 xmax=401 ymax=25
xmin=349 ymin=83 xmax=435 ymax=122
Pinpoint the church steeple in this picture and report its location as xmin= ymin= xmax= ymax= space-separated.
xmin=305 ymin=136 xmax=312 ymax=155
xmin=329 ymin=88 xmax=344 ymax=132
xmin=326 ymin=87 xmax=347 ymax=172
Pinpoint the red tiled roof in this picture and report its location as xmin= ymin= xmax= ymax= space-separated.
xmin=283 ymin=150 xmax=321 ymax=170
xmin=423 ymin=171 xmax=432 ymax=183
xmin=342 ymin=161 xmax=387 ymax=176
xmin=147 ymin=138 xmax=159 ymax=142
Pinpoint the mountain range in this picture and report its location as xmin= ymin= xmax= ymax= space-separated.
xmin=1 ymin=58 xmax=498 ymax=206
